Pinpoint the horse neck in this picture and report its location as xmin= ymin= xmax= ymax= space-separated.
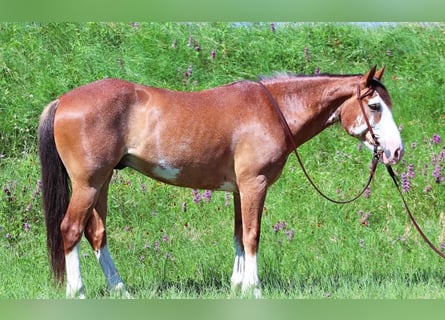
xmin=262 ymin=75 xmax=359 ymax=146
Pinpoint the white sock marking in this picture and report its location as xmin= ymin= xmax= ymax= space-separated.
xmin=65 ymin=243 xmax=85 ymax=298
xmin=242 ymin=252 xmax=260 ymax=296
xmin=94 ymin=245 xmax=125 ymax=290
xmin=231 ymin=238 xmax=245 ymax=289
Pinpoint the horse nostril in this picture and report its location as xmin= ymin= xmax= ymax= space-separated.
xmin=394 ymin=147 xmax=402 ymax=161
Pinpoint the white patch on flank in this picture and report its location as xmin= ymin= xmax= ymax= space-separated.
xmin=65 ymin=242 xmax=85 ymax=298
xmin=218 ymin=181 xmax=237 ymax=192
xmin=152 ymin=160 xmax=181 ymax=181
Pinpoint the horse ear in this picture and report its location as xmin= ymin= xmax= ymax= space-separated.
xmin=374 ymin=65 xmax=386 ymax=80
xmin=362 ymin=65 xmax=377 ymax=87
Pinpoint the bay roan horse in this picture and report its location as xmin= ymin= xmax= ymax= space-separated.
xmin=38 ymin=65 xmax=403 ymax=298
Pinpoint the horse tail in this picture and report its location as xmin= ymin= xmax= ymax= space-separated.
xmin=38 ymin=100 xmax=69 ymax=284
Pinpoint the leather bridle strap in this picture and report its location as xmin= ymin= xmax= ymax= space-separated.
xmin=386 ymin=166 xmax=445 ymax=259
xmin=257 ymin=80 xmax=380 ymax=204
xmin=356 ymin=80 xmax=382 ymax=154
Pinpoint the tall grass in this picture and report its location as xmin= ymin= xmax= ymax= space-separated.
xmin=0 ymin=22 xmax=444 ymax=298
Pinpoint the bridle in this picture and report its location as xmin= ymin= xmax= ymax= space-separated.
xmin=257 ymin=78 xmax=445 ymax=259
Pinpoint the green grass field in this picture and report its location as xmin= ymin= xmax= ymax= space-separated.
xmin=0 ymin=22 xmax=444 ymax=298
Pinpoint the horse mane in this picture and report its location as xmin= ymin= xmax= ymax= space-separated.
xmin=258 ymin=72 xmax=392 ymax=107
xmin=258 ymin=72 xmax=362 ymax=81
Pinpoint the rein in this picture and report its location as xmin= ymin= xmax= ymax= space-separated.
xmin=257 ymin=79 xmax=380 ymax=204
xmin=386 ymin=166 xmax=445 ymax=259
xmin=257 ymin=79 xmax=445 ymax=260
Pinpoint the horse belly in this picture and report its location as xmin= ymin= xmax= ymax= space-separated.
xmin=124 ymin=153 xmax=237 ymax=192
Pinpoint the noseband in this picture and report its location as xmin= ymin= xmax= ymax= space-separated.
xmin=257 ymin=79 xmax=380 ymax=204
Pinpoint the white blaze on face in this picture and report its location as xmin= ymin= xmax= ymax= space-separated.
xmin=359 ymin=95 xmax=404 ymax=165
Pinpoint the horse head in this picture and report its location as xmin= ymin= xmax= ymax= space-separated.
xmin=339 ymin=65 xmax=404 ymax=165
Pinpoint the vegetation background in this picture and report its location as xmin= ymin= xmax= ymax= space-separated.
xmin=0 ymin=22 xmax=444 ymax=298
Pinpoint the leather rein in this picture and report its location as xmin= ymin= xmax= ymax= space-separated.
xmin=257 ymin=79 xmax=445 ymax=259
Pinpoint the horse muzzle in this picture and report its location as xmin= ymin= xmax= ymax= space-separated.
xmin=381 ymin=142 xmax=404 ymax=165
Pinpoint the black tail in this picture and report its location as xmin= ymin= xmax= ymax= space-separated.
xmin=38 ymin=100 xmax=70 ymax=283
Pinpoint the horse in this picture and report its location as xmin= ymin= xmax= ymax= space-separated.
xmin=38 ymin=65 xmax=404 ymax=298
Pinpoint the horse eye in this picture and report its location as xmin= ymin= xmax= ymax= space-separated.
xmin=368 ymin=103 xmax=381 ymax=111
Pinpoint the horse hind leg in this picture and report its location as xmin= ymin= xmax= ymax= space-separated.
xmin=61 ymin=184 xmax=99 ymax=298
xmin=84 ymin=175 xmax=130 ymax=298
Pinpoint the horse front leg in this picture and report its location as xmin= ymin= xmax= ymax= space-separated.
xmin=231 ymin=192 xmax=245 ymax=291
xmin=235 ymin=174 xmax=267 ymax=298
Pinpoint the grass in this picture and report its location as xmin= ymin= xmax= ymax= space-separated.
xmin=0 ymin=22 xmax=444 ymax=299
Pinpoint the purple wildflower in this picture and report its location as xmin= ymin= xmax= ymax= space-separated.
xmin=432 ymin=165 xmax=442 ymax=183
xmin=273 ymin=221 xmax=286 ymax=233
xmin=183 ymin=65 xmax=193 ymax=85
xmin=24 ymin=223 xmax=30 ymax=232
xmin=431 ymin=134 xmax=441 ymax=144
xmin=140 ymin=184 xmax=146 ymax=193
xmin=401 ymin=172 xmax=411 ymax=192
xmin=364 ymin=186 xmax=371 ymax=199
xmin=285 ymin=229 xmax=295 ymax=242
xmin=424 ymin=185 xmax=433 ymax=193
xmin=154 ymin=240 xmax=160 ymax=252
xmin=439 ymin=148 xmax=445 ymax=162
xmin=162 ymin=234 xmax=169 ymax=242
xmin=192 ymin=189 xmax=201 ymax=203
xmin=359 ymin=239 xmax=365 ymax=247
xmin=431 ymin=153 xmax=438 ymax=165
xmin=407 ymin=163 xmax=415 ymax=179
xmin=3 ymin=186 xmax=12 ymax=202
xmin=211 ymin=49 xmax=216 ymax=60
xmin=314 ymin=67 xmax=320 ymax=75
xmin=202 ymin=190 xmax=213 ymax=202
